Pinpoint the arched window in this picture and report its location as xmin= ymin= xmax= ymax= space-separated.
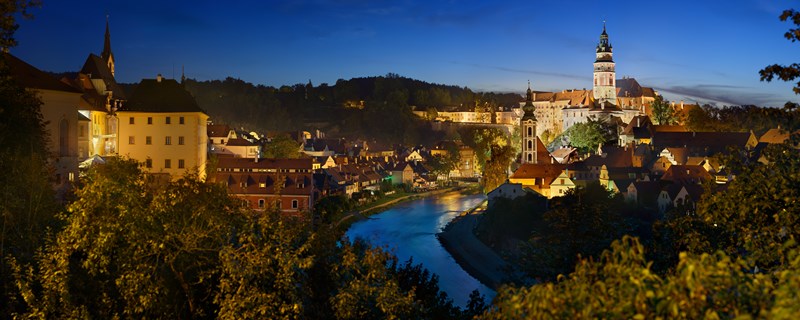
xmin=527 ymin=140 xmax=532 ymax=150
xmin=527 ymin=126 xmax=532 ymax=136
xmin=527 ymin=154 xmax=532 ymax=162
xmin=59 ymin=119 xmax=69 ymax=156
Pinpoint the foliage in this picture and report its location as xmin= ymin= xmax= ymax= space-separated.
xmin=483 ymin=236 xmax=800 ymax=319
xmin=314 ymin=194 xmax=353 ymax=224
xmin=428 ymin=143 xmax=461 ymax=180
xmin=685 ymin=104 xmax=800 ymax=133
xmin=654 ymin=134 xmax=800 ymax=273
xmin=475 ymin=193 xmax=548 ymax=247
xmin=0 ymin=0 xmax=40 ymax=50
xmin=263 ymin=134 xmax=301 ymax=158
xmin=563 ymin=119 xmax=614 ymax=154
xmin=459 ymin=127 xmax=509 ymax=173
xmin=481 ymin=145 xmax=515 ymax=193
xmin=760 ymin=9 xmax=800 ymax=95
xmin=13 ymin=158 xmax=249 ymax=318
xmin=650 ymin=95 xmax=675 ymax=125
xmin=516 ymin=183 xmax=633 ymax=280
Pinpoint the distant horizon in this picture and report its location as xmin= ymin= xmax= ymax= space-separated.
xmin=12 ymin=0 xmax=800 ymax=107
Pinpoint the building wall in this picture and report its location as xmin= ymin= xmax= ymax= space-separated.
xmin=39 ymin=89 xmax=81 ymax=185
xmin=117 ymin=111 xmax=209 ymax=179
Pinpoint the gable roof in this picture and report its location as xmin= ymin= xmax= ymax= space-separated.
xmin=207 ymin=124 xmax=231 ymax=138
xmin=80 ymin=53 xmax=126 ymax=99
xmin=759 ymin=128 xmax=791 ymax=144
xmin=122 ymin=78 xmax=204 ymax=113
xmin=661 ymin=165 xmax=711 ymax=185
xmin=3 ymin=53 xmax=82 ymax=93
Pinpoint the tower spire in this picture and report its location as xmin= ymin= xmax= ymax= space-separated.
xmin=102 ymin=15 xmax=112 ymax=60
xmin=102 ymin=14 xmax=116 ymax=77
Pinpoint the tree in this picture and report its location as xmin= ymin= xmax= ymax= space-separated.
xmin=482 ymin=144 xmax=514 ymax=192
xmin=760 ymin=9 xmax=800 ymax=95
xmin=483 ymin=236 xmax=800 ymax=319
xmin=650 ymin=95 xmax=676 ymax=125
xmin=564 ymin=119 xmax=612 ymax=154
xmin=263 ymin=134 xmax=301 ymax=158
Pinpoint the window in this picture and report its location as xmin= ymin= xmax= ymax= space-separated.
xmin=164 ymin=159 xmax=171 ymax=168
xmin=59 ymin=119 xmax=69 ymax=156
xmin=258 ymin=199 xmax=265 ymax=208
xmin=129 ymin=117 xmax=135 ymax=124
xmin=259 ymin=183 xmax=266 ymax=188
xmin=145 ymin=159 xmax=152 ymax=168
xmin=178 ymin=136 xmax=185 ymax=145
xmin=128 ymin=136 xmax=135 ymax=144
xmin=165 ymin=136 xmax=172 ymax=145
xmin=165 ymin=116 xmax=171 ymax=124
xmin=178 ymin=159 xmax=185 ymax=169
xmin=527 ymin=140 xmax=532 ymax=150
xmin=527 ymin=127 xmax=532 ymax=136
xmin=291 ymin=200 xmax=298 ymax=209
xmin=527 ymin=154 xmax=532 ymax=162
xmin=146 ymin=136 xmax=152 ymax=145
xmin=179 ymin=116 xmax=185 ymax=124
xmin=147 ymin=117 xmax=152 ymax=125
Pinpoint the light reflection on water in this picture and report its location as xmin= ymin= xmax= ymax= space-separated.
xmin=345 ymin=192 xmax=495 ymax=308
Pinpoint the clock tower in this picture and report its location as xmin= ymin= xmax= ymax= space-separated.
xmin=593 ymin=22 xmax=616 ymax=107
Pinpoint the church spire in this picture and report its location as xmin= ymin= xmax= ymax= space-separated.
xmin=102 ymin=15 xmax=112 ymax=60
xmin=101 ymin=15 xmax=116 ymax=77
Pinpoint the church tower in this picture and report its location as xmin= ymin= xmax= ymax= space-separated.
xmin=101 ymin=16 xmax=115 ymax=77
xmin=521 ymin=81 xmax=538 ymax=164
xmin=593 ymin=22 xmax=616 ymax=106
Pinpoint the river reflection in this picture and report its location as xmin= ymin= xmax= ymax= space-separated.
xmin=345 ymin=192 xmax=495 ymax=307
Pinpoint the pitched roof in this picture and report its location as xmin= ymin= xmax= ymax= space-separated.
xmin=226 ymin=138 xmax=257 ymax=146
xmin=217 ymin=157 xmax=312 ymax=171
xmin=652 ymin=131 xmax=752 ymax=156
xmin=3 ymin=53 xmax=82 ymax=93
xmin=80 ymin=54 xmax=126 ymax=99
xmin=661 ymin=165 xmax=711 ymax=185
xmin=616 ymin=78 xmax=643 ymax=97
xmin=584 ymin=145 xmax=634 ymax=168
xmin=759 ymin=128 xmax=791 ymax=144
xmin=510 ymin=163 xmax=565 ymax=180
xmin=212 ymin=172 xmax=314 ymax=196
xmin=208 ymin=124 xmax=232 ymax=138
xmin=122 ymin=78 xmax=204 ymax=113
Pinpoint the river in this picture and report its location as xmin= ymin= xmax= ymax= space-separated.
xmin=345 ymin=191 xmax=496 ymax=307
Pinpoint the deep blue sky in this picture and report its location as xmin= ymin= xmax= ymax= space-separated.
xmin=11 ymin=0 xmax=799 ymax=107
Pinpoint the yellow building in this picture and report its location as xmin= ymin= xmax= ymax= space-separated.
xmin=5 ymin=53 xmax=83 ymax=191
xmin=117 ymin=76 xmax=209 ymax=179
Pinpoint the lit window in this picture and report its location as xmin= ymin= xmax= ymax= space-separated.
xmin=129 ymin=117 xmax=135 ymax=124
xmin=165 ymin=159 xmax=171 ymax=168
xmin=178 ymin=159 xmax=185 ymax=169
xmin=178 ymin=136 xmax=185 ymax=145
xmin=147 ymin=117 xmax=152 ymax=125
xmin=129 ymin=136 xmax=135 ymax=145
xmin=165 ymin=136 xmax=172 ymax=145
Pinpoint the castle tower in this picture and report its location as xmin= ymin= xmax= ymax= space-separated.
xmin=101 ymin=16 xmax=115 ymax=77
xmin=593 ymin=22 xmax=616 ymax=106
xmin=521 ymin=81 xmax=538 ymax=164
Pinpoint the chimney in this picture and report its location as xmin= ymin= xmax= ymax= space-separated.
xmin=157 ymin=74 xmax=163 ymax=82
xmin=637 ymin=117 xmax=640 ymax=127
xmin=680 ymin=100 xmax=684 ymax=109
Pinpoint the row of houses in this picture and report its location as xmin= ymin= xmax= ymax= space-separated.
xmin=493 ymin=113 xmax=790 ymax=215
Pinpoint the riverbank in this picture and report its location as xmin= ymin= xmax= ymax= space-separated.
xmin=437 ymin=202 xmax=512 ymax=291
xmin=336 ymin=185 xmax=477 ymax=229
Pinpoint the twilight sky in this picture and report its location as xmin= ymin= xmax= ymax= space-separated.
xmin=11 ymin=0 xmax=800 ymax=107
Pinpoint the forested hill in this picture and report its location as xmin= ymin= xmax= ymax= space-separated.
xmin=123 ymin=74 xmax=522 ymax=140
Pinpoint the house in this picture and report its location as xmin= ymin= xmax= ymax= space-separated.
xmin=661 ymin=165 xmax=711 ymax=185
xmin=212 ymin=157 xmax=316 ymax=215
xmin=389 ymin=162 xmax=414 ymax=185
xmin=5 ymin=53 xmax=83 ymax=191
xmin=549 ymin=170 xmax=577 ymax=197
xmin=625 ymin=180 xmax=661 ymax=207
xmin=551 ymin=146 xmax=578 ymax=164
xmin=116 ymin=75 xmax=209 ymax=179
xmin=508 ymin=163 xmax=565 ymax=198
xmin=487 ymin=181 xmax=533 ymax=207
